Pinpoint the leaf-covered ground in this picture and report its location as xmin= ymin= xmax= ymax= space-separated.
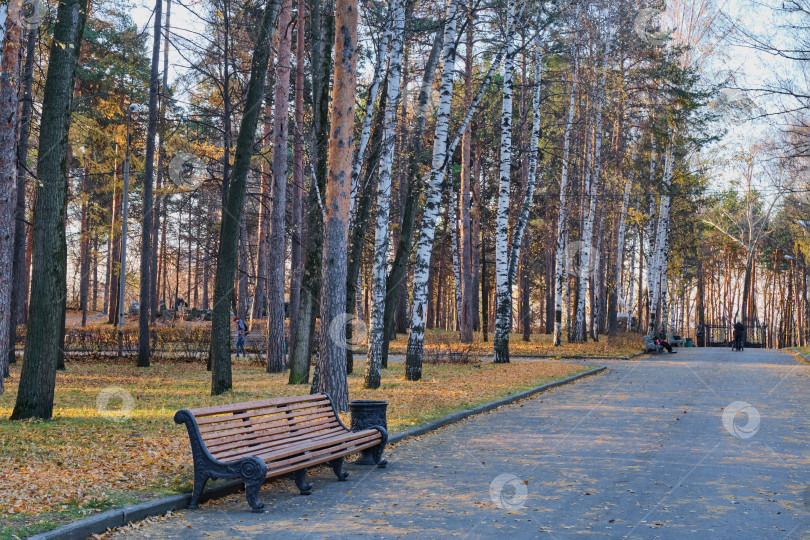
xmin=0 ymin=356 xmax=588 ymax=537
xmin=385 ymin=330 xmax=643 ymax=357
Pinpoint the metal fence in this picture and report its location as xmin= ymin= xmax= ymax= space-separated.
xmin=705 ymin=323 xmax=766 ymax=348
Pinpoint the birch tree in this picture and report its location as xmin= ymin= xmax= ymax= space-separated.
xmin=404 ymin=0 xmax=461 ymax=381
xmin=553 ymin=51 xmax=578 ymax=346
xmin=365 ymin=0 xmax=405 ymax=389
xmin=647 ymin=130 xmax=674 ymax=336
xmin=493 ymin=0 xmax=517 ymax=364
xmin=572 ymin=27 xmax=611 ymax=342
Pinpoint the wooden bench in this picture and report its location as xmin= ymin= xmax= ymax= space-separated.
xmin=643 ymin=335 xmax=663 ymax=353
xmin=174 ymin=393 xmax=387 ymax=512
xmin=667 ymin=333 xmax=685 ymax=347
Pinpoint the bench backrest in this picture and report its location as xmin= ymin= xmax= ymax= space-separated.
xmin=187 ymin=393 xmax=341 ymax=462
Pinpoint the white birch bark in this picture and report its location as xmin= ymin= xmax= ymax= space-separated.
xmin=349 ymin=12 xmax=390 ymax=217
xmin=507 ymin=48 xmax=542 ymax=292
xmin=493 ymin=0 xmax=516 ymax=364
xmin=647 ymin=129 xmax=674 ymax=336
xmin=365 ymin=0 xmax=405 ymax=388
xmin=573 ymin=33 xmax=611 ymax=342
xmin=614 ymin=173 xmax=632 ymax=322
xmin=625 ymin=227 xmax=638 ymax=322
xmin=450 ymin=178 xmax=462 ymax=330
xmin=553 ymin=52 xmax=578 ymax=346
xmin=405 ymin=0 xmax=461 ymax=380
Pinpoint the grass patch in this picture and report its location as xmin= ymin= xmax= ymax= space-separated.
xmin=0 ymin=356 xmax=588 ymax=537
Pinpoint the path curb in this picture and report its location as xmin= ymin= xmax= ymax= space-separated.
xmin=789 ymin=348 xmax=810 ymax=365
xmin=29 ymin=365 xmax=607 ymax=540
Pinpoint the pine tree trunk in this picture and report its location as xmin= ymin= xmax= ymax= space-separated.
xmin=210 ymin=0 xmax=279 ymax=395
xmin=10 ymin=0 xmax=88 ymax=417
xmin=365 ymin=0 xmax=405 ymax=389
xmin=493 ymin=0 xmax=516 ymax=364
xmin=458 ymin=12 xmax=474 ymax=343
xmin=137 ymin=0 xmax=163 ymax=368
xmin=151 ymin=0 xmax=171 ymax=324
xmin=9 ymin=26 xmax=36 ymax=368
xmin=0 ymin=0 xmax=22 ymax=389
xmin=288 ymin=0 xmax=306 ymax=364
xmin=317 ymin=0 xmax=359 ymax=411
xmin=79 ymin=169 xmax=90 ymax=327
xmin=266 ymin=0 xmax=293 ymax=373
xmin=288 ymin=1 xmax=332 ymax=386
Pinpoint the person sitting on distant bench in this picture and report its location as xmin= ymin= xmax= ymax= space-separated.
xmin=655 ymin=327 xmax=676 ymax=354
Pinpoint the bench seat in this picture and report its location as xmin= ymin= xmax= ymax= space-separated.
xmin=175 ymin=392 xmax=387 ymax=512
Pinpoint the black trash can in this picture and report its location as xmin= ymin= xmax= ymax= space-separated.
xmin=349 ymin=400 xmax=388 ymax=465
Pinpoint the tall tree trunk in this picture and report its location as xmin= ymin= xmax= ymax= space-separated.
xmin=266 ymin=0 xmax=293 ymax=373
xmin=553 ymin=53 xmax=578 ymax=346
xmin=11 ymin=0 xmax=88 ymax=417
xmin=365 ymin=0 xmax=405 ymax=389
xmin=609 ymin=174 xmax=632 ymax=335
xmin=458 ymin=8 xmax=475 ymax=343
xmin=9 ymin=26 xmax=36 ymax=368
xmin=317 ymin=0 xmax=359 ymax=411
xmin=79 ymin=168 xmax=90 ymax=327
xmin=288 ymin=0 xmax=332 ymax=386
xmin=505 ymin=46 xmax=542 ymax=341
xmin=210 ymin=0 xmax=280 ymax=395
xmin=138 ymin=0 xmax=164 ymax=369
xmin=381 ymin=27 xmax=442 ymax=366
xmin=493 ymin=1 xmax=517 ymax=363
xmin=0 ymin=0 xmax=22 ymax=387
xmin=288 ymin=0 xmax=306 ymax=366
xmin=108 ymin=163 xmax=122 ymax=324
xmin=151 ymin=0 xmax=171 ymax=324
xmin=471 ymin=153 xmax=481 ymax=332
xmin=647 ymin=131 xmax=674 ymax=337
xmin=347 ymin=76 xmax=387 ymax=375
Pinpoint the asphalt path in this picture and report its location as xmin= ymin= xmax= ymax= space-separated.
xmin=112 ymin=348 xmax=809 ymax=539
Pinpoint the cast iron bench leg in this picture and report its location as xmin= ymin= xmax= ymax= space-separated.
xmin=294 ymin=468 xmax=313 ymax=495
xmin=328 ymin=457 xmax=349 ymax=480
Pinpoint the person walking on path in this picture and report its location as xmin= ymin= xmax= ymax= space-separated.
xmin=234 ymin=317 xmax=247 ymax=358
xmin=655 ymin=326 xmax=676 ymax=353
xmin=733 ymin=320 xmax=745 ymax=351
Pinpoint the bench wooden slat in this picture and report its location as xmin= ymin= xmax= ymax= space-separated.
xmin=189 ymin=393 xmax=328 ymax=418
xmin=208 ymin=424 xmax=346 ymax=458
xmin=260 ymin=433 xmax=382 ymax=472
xmin=253 ymin=429 xmax=380 ymax=463
xmin=195 ymin=399 xmax=332 ymax=426
xmin=197 ymin=405 xmax=335 ymax=435
xmin=203 ymin=418 xmax=341 ymax=452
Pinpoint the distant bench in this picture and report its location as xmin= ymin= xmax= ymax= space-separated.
xmin=174 ymin=393 xmax=387 ymax=512
xmin=643 ymin=335 xmax=663 ymax=353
